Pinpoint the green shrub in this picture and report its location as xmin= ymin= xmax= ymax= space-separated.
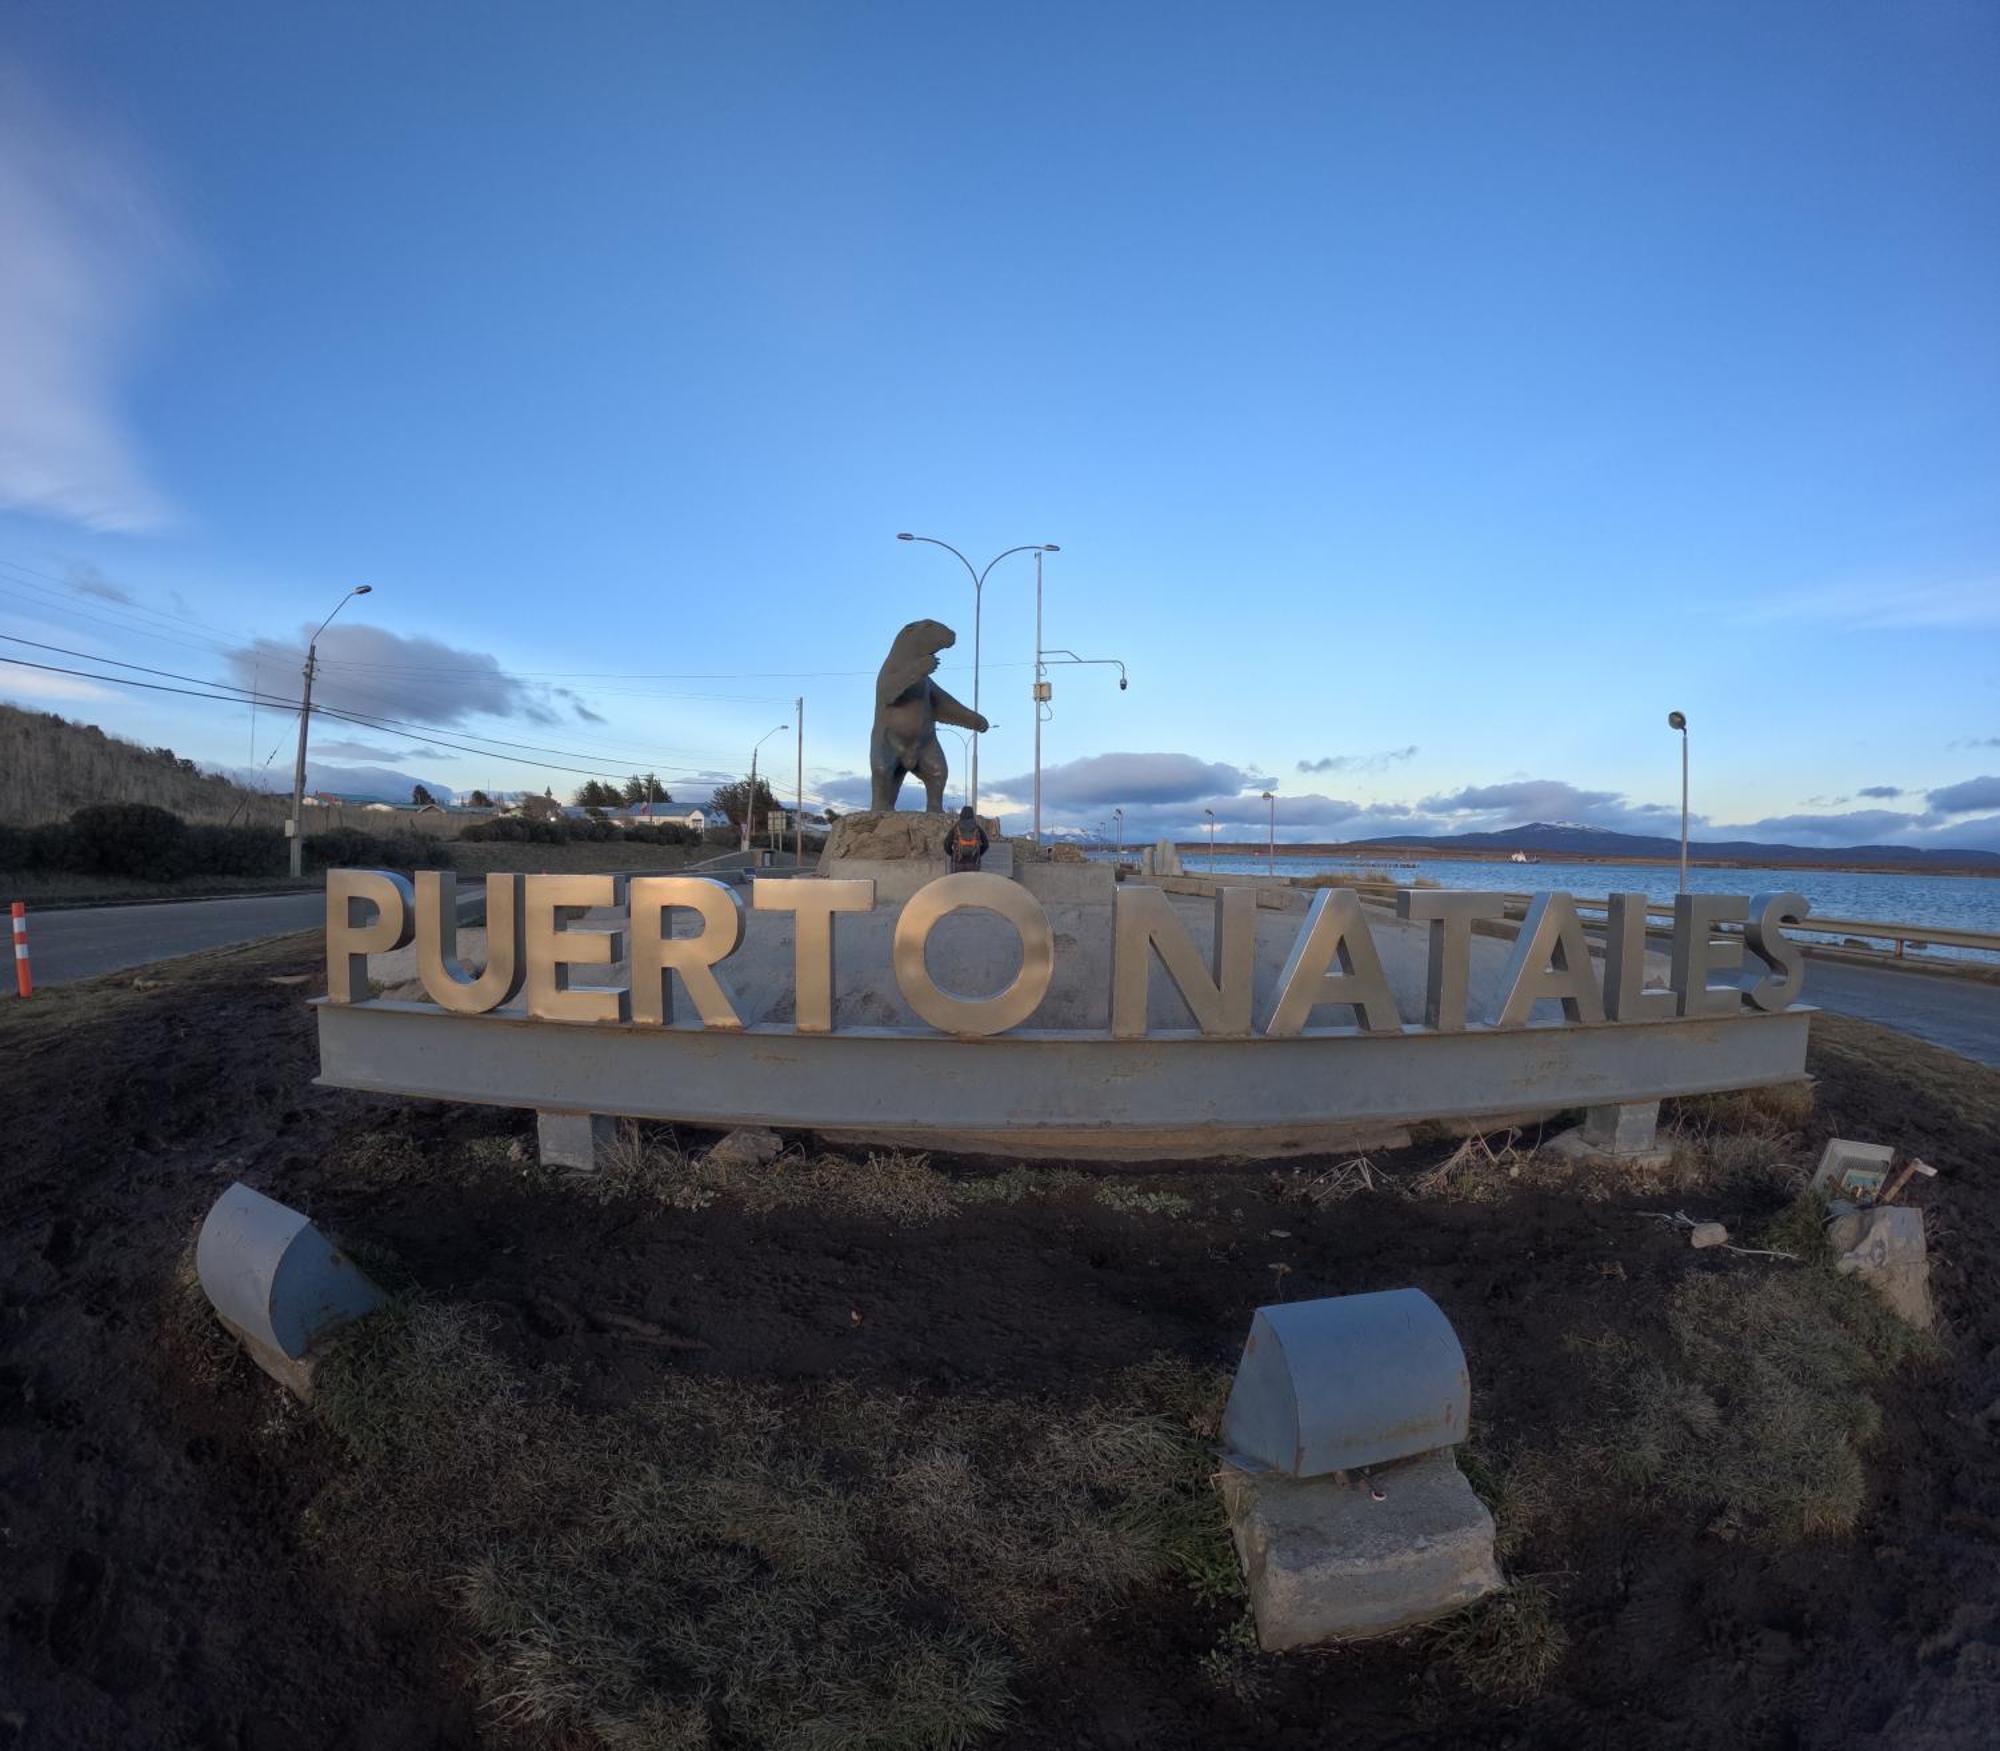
xmin=67 ymin=801 xmax=187 ymax=877
xmin=303 ymin=826 xmax=450 ymax=871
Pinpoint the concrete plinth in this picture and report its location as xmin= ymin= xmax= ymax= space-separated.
xmin=1219 ymin=1449 xmax=1502 ymax=1650
xmin=538 ymin=1110 xmax=615 ymax=1172
xmin=1543 ymin=1099 xmax=1671 ymax=1169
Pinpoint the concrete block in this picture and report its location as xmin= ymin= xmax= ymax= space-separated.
xmin=1544 ymin=1099 xmax=1672 ymax=1169
xmin=1828 ymin=1204 xmax=1932 ymax=1329
xmin=538 ymin=1110 xmax=616 ymax=1172
xmin=1219 ymin=1449 xmax=1503 ymax=1650
xmin=1014 ymin=860 xmax=1115 ymax=907
xmin=1811 ymin=1138 xmax=1894 ymax=1201
xmin=195 ymin=1183 xmax=383 ymax=1398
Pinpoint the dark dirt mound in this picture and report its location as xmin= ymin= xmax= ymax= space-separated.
xmin=3 ymin=930 xmax=1997 ymax=1749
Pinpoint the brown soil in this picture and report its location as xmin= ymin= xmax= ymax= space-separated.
xmin=4 ymin=932 xmax=1998 ymax=1750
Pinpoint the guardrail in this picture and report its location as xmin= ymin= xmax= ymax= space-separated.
xmin=1477 ymin=891 xmax=2000 ymax=963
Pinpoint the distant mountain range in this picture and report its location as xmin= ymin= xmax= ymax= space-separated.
xmin=1335 ymin=821 xmax=2000 ymax=870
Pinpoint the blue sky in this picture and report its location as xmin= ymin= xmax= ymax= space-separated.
xmin=2 ymin=1 xmax=1996 ymax=847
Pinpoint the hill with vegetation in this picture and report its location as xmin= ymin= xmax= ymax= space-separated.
xmin=0 ymin=703 xmax=286 ymax=827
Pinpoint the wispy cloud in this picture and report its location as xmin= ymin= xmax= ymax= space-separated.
xmin=0 ymin=65 xmax=198 ymax=533
xmin=1297 ymin=745 xmax=1418 ymax=775
xmin=1744 ymin=578 xmax=2000 ymax=631
xmin=1856 ymin=785 xmax=1903 ymax=800
xmin=0 ymin=662 xmax=116 ymax=703
xmin=66 ymin=560 xmax=133 ymax=603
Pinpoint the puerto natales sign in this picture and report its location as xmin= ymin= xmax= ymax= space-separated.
xmin=311 ymin=869 xmax=1813 ymax=1156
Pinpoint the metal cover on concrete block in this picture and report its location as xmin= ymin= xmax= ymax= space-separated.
xmin=195 ymin=1182 xmax=383 ymax=1367
xmin=1221 ymin=1287 xmax=1469 ymax=1477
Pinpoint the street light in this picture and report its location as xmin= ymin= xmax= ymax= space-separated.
xmin=1667 ymin=711 xmax=1689 ymax=893
xmin=288 ymin=584 xmax=373 ymax=878
xmin=1263 ymin=791 xmax=1276 ymax=876
xmin=1204 ymin=807 xmax=1217 ymax=874
xmin=897 ymin=532 xmax=1058 ymax=810
xmin=1031 ymin=543 xmax=1129 ymax=843
xmin=1113 ymin=806 xmax=1124 ymax=863
xmin=745 ymin=722 xmax=789 ymax=854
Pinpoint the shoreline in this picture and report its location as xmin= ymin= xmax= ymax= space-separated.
xmin=1162 ymin=845 xmax=2000 ymax=879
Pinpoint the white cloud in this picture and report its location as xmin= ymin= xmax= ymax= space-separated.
xmin=1928 ymin=775 xmax=2000 ymax=816
xmin=0 ymin=663 xmax=116 ymax=703
xmin=989 ymin=752 xmax=1272 ymax=808
xmin=225 ymin=622 xmax=595 ymax=729
xmin=0 ymin=66 xmax=197 ymax=532
xmin=1297 ymin=746 xmax=1418 ymax=775
xmin=1744 ymin=579 xmax=2000 ymax=631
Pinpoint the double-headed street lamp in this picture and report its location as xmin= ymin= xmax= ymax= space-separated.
xmin=1668 ymin=710 xmax=1690 ymax=893
xmin=288 ymin=584 xmax=373 ymax=878
xmin=896 ymin=533 xmax=1059 ymax=811
xmin=745 ymin=721 xmax=789 ymax=853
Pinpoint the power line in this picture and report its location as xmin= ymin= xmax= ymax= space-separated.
xmin=0 ymin=655 xmax=699 ymax=782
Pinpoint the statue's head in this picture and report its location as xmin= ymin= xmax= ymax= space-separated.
xmin=887 ymin=618 xmax=956 ymax=666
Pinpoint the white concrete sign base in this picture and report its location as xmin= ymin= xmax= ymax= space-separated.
xmin=1219 ymin=1449 xmax=1503 ymax=1650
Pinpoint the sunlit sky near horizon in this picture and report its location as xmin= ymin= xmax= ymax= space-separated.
xmin=2 ymin=1 xmax=1996 ymax=847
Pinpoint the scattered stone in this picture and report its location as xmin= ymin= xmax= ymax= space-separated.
xmin=131 ymin=977 xmax=163 ymax=991
xmin=1219 ymin=1449 xmax=1503 ymax=1650
xmin=194 ymin=1183 xmax=384 ymax=1398
xmin=266 ymin=974 xmax=310 ymax=987
xmin=708 ymin=1126 xmax=783 ymax=1169
xmin=1828 ymin=1204 xmax=1932 ymax=1329
xmin=1690 ymin=1221 xmax=1729 ymax=1249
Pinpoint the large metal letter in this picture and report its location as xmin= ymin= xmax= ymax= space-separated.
xmin=1604 ymin=893 xmax=1675 ymax=1022
xmin=1110 ymin=884 xmax=1256 ymax=1038
xmin=893 ymin=873 xmax=1054 ymax=1035
xmin=1264 ymin=888 xmax=1402 ymax=1036
xmin=1671 ymin=893 xmax=1748 ymax=1018
xmin=629 ymin=876 xmax=746 ymax=1029
xmin=523 ymin=874 xmax=630 ymax=1025
xmin=1745 ymin=891 xmax=1808 ymax=1013
xmin=1497 ymin=893 xmax=1605 ymax=1026
xmin=1395 ymin=890 xmax=1505 ymax=1031
xmin=753 ymin=877 xmax=874 ymax=1033
xmin=415 ymin=872 xmax=524 ymax=1015
xmin=325 ymin=869 xmax=414 ymax=1004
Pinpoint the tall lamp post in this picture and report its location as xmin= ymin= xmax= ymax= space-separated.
xmin=896 ymin=533 xmax=1058 ymax=811
xmin=746 ymin=722 xmax=789 ymax=854
xmin=1262 ymin=790 xmax=1276 ymax=875
xmin=1204 ymin=807 xmax=1217 ymax=874
xmin=1667 ymin=710 xmax=1689 ymax=893
xmin=288 ymin=584 xmax=373 ymax=878
xmin=1034 ymin=641 xmax=1130 ymax=845
xmin=1113 ymin=807 xmax=1124 ymax=864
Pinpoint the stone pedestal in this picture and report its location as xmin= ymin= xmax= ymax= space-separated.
xmin=538 ymin=1110 xmax=614 ymax=1172
xmin=1218 ymin=1449 xmax=1502 ymax=1650
xmin=1543 ymin=1099 xmax=1671 ymax=1169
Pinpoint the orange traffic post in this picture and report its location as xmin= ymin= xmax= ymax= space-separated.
xmin=10 ymin=901 xmax=30 ymax=999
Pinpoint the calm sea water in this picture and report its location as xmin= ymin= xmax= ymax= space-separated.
xmin=1088 ymin=851 xmax=2000 ymax=961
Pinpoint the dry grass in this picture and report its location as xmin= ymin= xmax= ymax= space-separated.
xmin=305 ymin=1301 xmax=1233 ymax=1749
xmin=1430 ymin=1581 xmax=1567 ymax=1703
xmin=0 ymin=701 xmax=290 ymax=827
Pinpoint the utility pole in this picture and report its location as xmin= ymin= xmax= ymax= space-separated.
xmin=288 ymin=585 xmax=372 ymax=877
xmin=794 ymin=697 xmax=804 ymax=865
xmin=1032 ymin=550 xmax=1049 ymax=844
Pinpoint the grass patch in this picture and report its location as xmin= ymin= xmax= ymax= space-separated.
xmin=1431 ymin=1580 xmax=1567 ymax=1703
xmin=589 ymin=1126 xmax=959 ymax=1222
xmin=305 ymin=1300 xmax=1232 ymax=1748
xmin=1596 ymin=1237 xmax=1933 ymax=1543
xmin=1091 ymin=1182 xmax=1195 ymax=1218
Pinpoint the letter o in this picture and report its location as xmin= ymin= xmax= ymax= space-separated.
xmin=892 ymin=874 xmax=1054 ymax=1035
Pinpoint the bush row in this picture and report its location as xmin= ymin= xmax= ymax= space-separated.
xmin=458 ymin=815 xmax=699 ymax=846
xmin=0 ymin=804 xmax=450 ymax=880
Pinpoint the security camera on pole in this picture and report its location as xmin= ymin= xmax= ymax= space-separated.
xmin=288 ymin=585 xmax=373 ymax=878
xmin=1667 ymin=710 xmax=1689 ymax=893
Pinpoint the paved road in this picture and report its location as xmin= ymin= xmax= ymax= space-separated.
xmin=1798 ymin=956 xmax=2000 ymax=1068
xmin=4 ymin=892 xmax=327 ymax=993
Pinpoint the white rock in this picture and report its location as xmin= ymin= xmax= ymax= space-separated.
xmin=1690 ymin=1221 xmax=1729 ymax=1249
xmin=708 ymin=1126 xmax=783 ymax=1169
xmin=1828 ymin=1204 xmax=1932 ymax=1329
